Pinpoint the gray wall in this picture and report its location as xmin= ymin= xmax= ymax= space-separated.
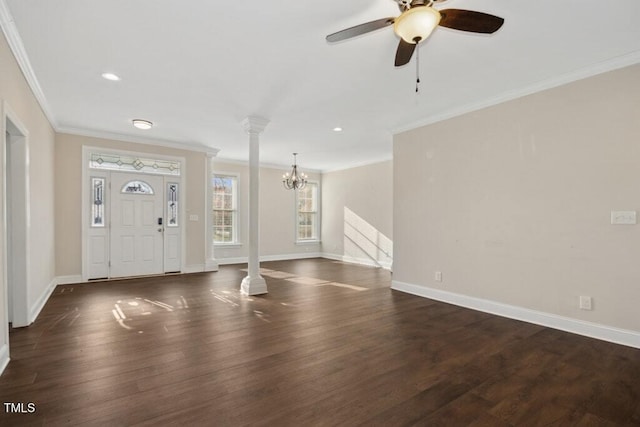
xmin=321 ymin=161 xmax=393 ymax=269
xmin=54 ymin=133 xmax=209 ymax=275
xmin=211 ymin=159 xmax=322 ymax=263
xmin=1 ymin=30 xmax=56 ymax=364
xmin=393 ymin=64 xmax=640 ymax=336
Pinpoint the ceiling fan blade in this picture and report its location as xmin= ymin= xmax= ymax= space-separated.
xmin=438 ymin=9 xmax=504 ymax=34
xmin=326 ymin=17 xmax=395 ymax=42
xmin=395 ymin=39 xmax=416 ymax=67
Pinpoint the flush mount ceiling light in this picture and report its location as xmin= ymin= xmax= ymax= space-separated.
xmin=132 ymin=119 xmax=153 ymax=130
xmin=333 ymin=127 xmax=343 ymax=132
xmin=101 ymin=72 xmax=120 ymax=81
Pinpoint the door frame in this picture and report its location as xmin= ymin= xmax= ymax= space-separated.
xmin=81 ymin=146 xmax=185 ymax=281
xmin=2 ymin=101 xmax=30 ymax=329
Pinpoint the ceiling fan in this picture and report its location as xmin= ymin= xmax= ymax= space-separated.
xmin=326 ymin=0 xmax=504 ymax=67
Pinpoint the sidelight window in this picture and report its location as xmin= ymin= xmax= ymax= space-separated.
xmin=91 ymin=177 xmax=105 ymax=227
xmin=167 ymin=183 xmax=179 ymax=227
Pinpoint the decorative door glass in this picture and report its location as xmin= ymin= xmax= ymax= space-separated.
xmin=167 ymin=183 xmax=178 ymax=227
xmin=90 ymin=153 xmax=181 ymax=176
xmin=91 ymin=177 xmax=105 ymax=227
xmin=121 ymin=180 xmax=154 ymax=194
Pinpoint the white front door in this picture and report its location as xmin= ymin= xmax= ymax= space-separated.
xmin=110 ymin=173 xmax=164 ymax=278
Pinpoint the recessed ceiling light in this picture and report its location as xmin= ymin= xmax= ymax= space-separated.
xmin=101 ymin=72 xmax=120 ymax=81
xmin=132 ymin=119 xmax=153 ymax=130
xmin=333 ymin=127 xmax=343 ymax=132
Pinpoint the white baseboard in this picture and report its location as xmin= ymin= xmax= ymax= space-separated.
xmin=321 ymin=252 xmax=343 ymax=262
xmin=217 ymin=252 xmax=324 ymax=266
xmin=29 ymin=277 xmax=58 ymax=324
xmin=262 ymin=252 xmax=323 ymax=262
xmin=0 ymin=343 xmax=9 ymax=376
xmin=217 ymin=257 xmax=247 ymax=266
xmin=322 ymin=252 xmax=392 ymax=271
xmin=343 ymin=255 xmax=392 ymax=270
xmin=391 ymin=280 xmax=640 ymax=349
xmin=183 ymin=264 xmax=205 ymax=274
xmin=55 ymin=275 xmax=83 ymax=285
xmin=204 ymin=260 xmax=219 ymax=272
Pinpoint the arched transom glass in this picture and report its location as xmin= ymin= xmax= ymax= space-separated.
xmin=121 ymin=180 xmax=154 ymax=194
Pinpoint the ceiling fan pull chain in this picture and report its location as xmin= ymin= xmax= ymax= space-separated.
xmin=415 ymin=42 xmax=420 ymax=93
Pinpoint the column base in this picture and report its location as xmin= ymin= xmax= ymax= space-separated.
xmin=241 ymin=275 xmax=268 ymax=296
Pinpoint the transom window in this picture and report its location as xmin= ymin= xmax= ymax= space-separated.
xmin=90 ymin=153 xmax=180 ymax=176
xmin=213 ymin=174 xmax=238 ymax=244
xmin=297 ymin=182 xmax=319 ymax=242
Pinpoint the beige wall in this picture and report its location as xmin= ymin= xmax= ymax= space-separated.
xmin=54 ymin=133 xmax=208 ymax=275
xmin=212 ymin=159 xmax=321 ymax=262
xmin=393 ymin=64 xmax=640 ymax=333
xmin=1 ymin=29 xmax=56 ymax=356
xmin=321 ymin=161 xmax=393 ymax=268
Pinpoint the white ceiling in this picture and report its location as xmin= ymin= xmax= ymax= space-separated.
xmin=2 ymin=0 xmax=639 ymax=171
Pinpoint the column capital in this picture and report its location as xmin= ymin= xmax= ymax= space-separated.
xmin=241 ymin=116 xmax=270 ymax=134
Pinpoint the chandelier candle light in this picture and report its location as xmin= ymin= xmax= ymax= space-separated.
xmin=282 ymin=153 xmax=307 ymax=190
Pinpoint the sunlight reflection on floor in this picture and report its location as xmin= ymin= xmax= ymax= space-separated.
xmin=316 ymin=282 xmax=367 ymax=292
xmin=110 ymin=266 xmax=369 ymax=332
xmin=285 ymin=276 xmax=328 ymax=286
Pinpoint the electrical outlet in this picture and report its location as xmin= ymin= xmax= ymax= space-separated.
xmin=579 ymin=296 xmax=592 ymax=310
xmin=435 ymin=271 xmax=442 ymax=282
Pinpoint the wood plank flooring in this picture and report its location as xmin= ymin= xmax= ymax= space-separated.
xmin=1 ymin=258 xmax=639 ymax=426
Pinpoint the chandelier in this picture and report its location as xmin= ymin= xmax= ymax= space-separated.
xmin=282 ymin=153 xmax=307 ymax=190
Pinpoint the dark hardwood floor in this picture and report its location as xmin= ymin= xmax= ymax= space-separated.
xmin=1 ymin=258 xmax=639 ymax=426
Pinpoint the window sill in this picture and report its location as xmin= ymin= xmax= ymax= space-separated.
xmin=296 ymin=240 xmax=321 ymax=245
xmin=214 ymin=243 xmax=242 ymax=248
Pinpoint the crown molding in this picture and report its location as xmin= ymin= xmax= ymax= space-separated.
xmin=393 ymin=50 xmax=640 ymax=135
xmin=57 ymin=126 xmax=220 ymax=156
xmin=320 ymin=155 xmax=393 ymax=173
xmin=0 ymin=0 xmax=58 ymax=128
xmin=213 ymin=155 xmax=392 ymax=174
xmin=213 ymin=156 xmax=322 ymax=174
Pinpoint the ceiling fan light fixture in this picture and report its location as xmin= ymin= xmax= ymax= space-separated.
xmin=132 ymin=119 xmax=153 ymax=130
xmin=393 ymin=6 xmax=441 ymax=43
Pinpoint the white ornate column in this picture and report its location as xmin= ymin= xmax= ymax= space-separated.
xmin=205 ymin=151 xmax=219 ymax=272
xmin=240 ymin=116 xmax=269 ymax=295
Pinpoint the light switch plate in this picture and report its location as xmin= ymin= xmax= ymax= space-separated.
xmin=611 ymin=211 xmax=636 ymax=225
xmin=189 ymin=214 xmax=199 ymax=221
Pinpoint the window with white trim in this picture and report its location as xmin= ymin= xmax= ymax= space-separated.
xmin=296 ymin=182 xmax=319 ymax=242
xmin=213 ymin=174 xmax=238 ymax=244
